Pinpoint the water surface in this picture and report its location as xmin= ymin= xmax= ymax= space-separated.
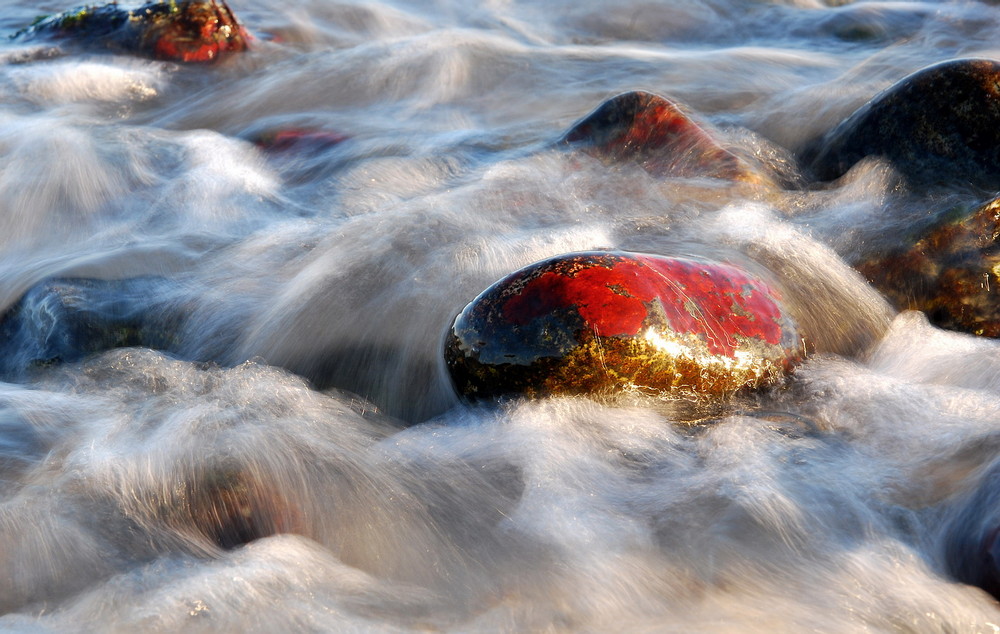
xmin=2 ymin=0 xmax=1000 ymax=631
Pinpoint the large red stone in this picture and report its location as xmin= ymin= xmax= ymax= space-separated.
xmin=444 ymin=252 xmax=807 ymax=407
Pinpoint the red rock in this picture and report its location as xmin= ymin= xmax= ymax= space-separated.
xmin=444 ymin=251 xmax=807 ymax=408
xmin=15 ymin=1 xmax=250 ymax=64
xmin=145 ymin=0 xmax=250 ymax=63
xmin=560 ymin=90 xmax=762 ymax=182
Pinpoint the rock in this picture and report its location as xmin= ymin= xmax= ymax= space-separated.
xmin=161 ymin=465 xmax=304 ymax=550
xmin=0 ymin=276 xmax=182 ymax=377
xmin=13 ymin=0 xmax=250 ymax=63
xmin=941 ymin=458 xmax=1000 ymax=602
xmin=857 ymin=196 xmax=1000 ymax=337
xmin=254 ymin=128 xmax=350 ymax=155
xmin=444 ymin=251 xmax=807 ymax=408
xmin=559 ymin=90 xmax=765 ymax=183
xmin=809 ymin=58 xmax=1000 ymax=190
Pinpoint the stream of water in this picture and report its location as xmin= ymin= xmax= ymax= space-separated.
xmin=3 ymin=0 xmax=1000 ymax=631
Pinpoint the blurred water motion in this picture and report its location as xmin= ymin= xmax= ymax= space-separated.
xmin=0 ymin=0 xmax=1000 ymax=631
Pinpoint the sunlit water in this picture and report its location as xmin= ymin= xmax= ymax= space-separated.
xmin=2 ymin=0 xmax=1000 ymax=631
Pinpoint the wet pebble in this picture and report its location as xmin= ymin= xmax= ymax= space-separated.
xmin=809 ymin=58 xmax=1000 ymax=190
xmin=444 ymin=251 xmax=807 ymax=410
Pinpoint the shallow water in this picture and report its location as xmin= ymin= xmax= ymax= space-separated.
xmin=2 ymin=0 xmax=1000 ymax=630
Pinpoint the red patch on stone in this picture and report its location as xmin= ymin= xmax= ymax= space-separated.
xmin=561 ymin=91 xmax=746 ymax=179
xmin=502 ymin=254 xmax=784 ymax=356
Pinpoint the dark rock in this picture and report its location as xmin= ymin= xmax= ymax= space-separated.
xmin=13 ymin=0 xmax=250 ymax=63
xmin=941 ymin=457 xmax=1000 ymax=602
xmin=857 ymin=196 xmax=1000 ymax=337
xmin=0 ymin=276 xmax=183 ymax=377
xmin=560 ymin=90 xmax=765 ymax=183
xmin=809 ymin=58 xmax=1000 ymax=191
xmin=444 ymin=251 xmax=807 ymax=409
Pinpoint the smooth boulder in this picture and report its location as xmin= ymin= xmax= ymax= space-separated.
xmin=444 ymin=251 xmax=807 ymax=408
xmin=809 ymin=58 xmax=1000 ymax=190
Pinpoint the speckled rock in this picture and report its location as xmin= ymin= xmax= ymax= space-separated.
xmin=560 ymin=90 xmax=766 ymax=183
xmin=444 ymin=251 xmax=807 ymax=407
xmin=14 ymin=0 xmax=250 ymax=63
xmin=809 ymin=58 xmax=1000 ymax=190
xmin=857 ymin=196 xmax=1000 ymax=337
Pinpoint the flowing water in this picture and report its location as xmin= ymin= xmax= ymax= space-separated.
xmin=1 ymin=0 xmax=1000 ymax=631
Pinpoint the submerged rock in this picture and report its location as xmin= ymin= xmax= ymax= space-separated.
xmin=253 ymin=128 xmax=350 ymax=155
xmin=560 ymin=90 xmax=766 ymax=184
xmin=857 ymin=197 xmax=1000 ymax=337
xmin=809 ymin=58 xmax=1000 ymax=190
xmin=444 ymin=251 xmax=807 ymax=409
xmin=163 ymin=465 xmax=304 ymax=550
xmin=0 ymin=277 xmax=182 ymax=377
xmin=13 ymin=0 xmax=250 ymax=63
xmin=941 ymin=458 xmax=1000 ymax=602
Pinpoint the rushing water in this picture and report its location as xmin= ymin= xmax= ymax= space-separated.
xmin=3 ymin=0 xmax=1000 ymax=631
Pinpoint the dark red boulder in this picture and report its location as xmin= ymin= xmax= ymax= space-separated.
xmin=560 ymin=90 xmax=764 ymax=183
xmin=444 ymin=251 xmax=807 ymax=408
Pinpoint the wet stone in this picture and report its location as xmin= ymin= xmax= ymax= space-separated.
xmin=161 ymin=465 xmax=304 ymax=550
xmin=13 ymin=0 xmax=250 ymax=63
xmin=0 ymin=276 xmax=183 ymax=378
xmin=253 ymin=128 xmax=350 ymax=155
xmin=808 ymin=58 xmax=1000 ymax=191
xmin=444 ymin=251 xmax=807 ymax=410
xmin=559 ymin=90 xmax=764 ymax=183
xmin=857 ymin=196 xmax=1000 ymax=337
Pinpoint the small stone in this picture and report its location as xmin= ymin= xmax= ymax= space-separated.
xmin=809 ymin=58 xmax=1000 ymax=190
xmin=254 ymin=128 xmax=350 ymax=154
xmin=444 ymin=251 xmax=807 ymax=407
xmin=14 ymin=0 xmax=250 ymax=63
xmin=857 ymin=196 xmax=1000 ymax=337
xmin=560 ymin=90 xmax=763 ymax=183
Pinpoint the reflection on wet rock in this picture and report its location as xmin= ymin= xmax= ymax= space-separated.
xmin=809 ymin=58 xmax=1000 ymax=190
xmin=857 ymin=197 xmax=1000 ymax=337
xmin=0 ymin=277 xmax=182 ymax=377
xmin=13 ymin=0 xmax=250 ymax=63
xmin=444 ymin=251 xmax=807 ymax=412
xmin=560 ymin=90 xmax=765 ymax=184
